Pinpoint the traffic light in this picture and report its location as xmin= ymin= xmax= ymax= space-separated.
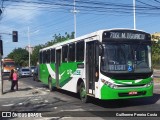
xmin=12 ymin=31 xmax=18 ymax=42
xmin=0 ymin=40 xmax=3 ymax=55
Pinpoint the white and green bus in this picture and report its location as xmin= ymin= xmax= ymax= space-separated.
xmin=39 ymin=29 xmax=153 ymax=102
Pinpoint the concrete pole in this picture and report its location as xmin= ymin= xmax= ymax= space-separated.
xmin=28 ymin=27 xmax=30 ymax=67
xmin=74 ymin=0 xmax=76 ymax=38
xmin=133 ymin=0 xmax=136 ymax=30
xmin=0 ymin=35 xmax=3 ymax=94
xmin=0 ymin=53 xmax=3 ymax=95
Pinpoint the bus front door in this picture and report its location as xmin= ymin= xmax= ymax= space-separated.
xmin=86 ymin=41 xmax=99 ymax=95
xmin=56 ymin=49 xmax=61 ymax=88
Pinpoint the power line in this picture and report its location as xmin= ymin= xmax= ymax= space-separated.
xmin=4 ymin=0 xmax=160 ymax=14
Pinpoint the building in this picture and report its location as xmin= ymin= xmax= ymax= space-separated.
xmin=152 ymin=32 xmax=160 ymax=43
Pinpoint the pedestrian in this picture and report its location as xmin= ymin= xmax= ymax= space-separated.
xmin=10 ymin=69 xmax=14 ymax=91
xmin=11 ymin=69 xmax=18 ymax=91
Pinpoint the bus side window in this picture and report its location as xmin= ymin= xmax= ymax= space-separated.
xmin=68 ymin=43 xmax=75 ymax=62
xmin=39 ymin=51 xmax=43 ymax=64
xmin=47 ymin=49 xmax=51 ymax=63
xmin=62 ymin=45 xmax=68 ymax=62
xmin=42 ymin=51 xmax=47 ymax=64
xmin=76 ymin=41 xmax=84 ymax=62
xmin=51 ymin=49 xmax=55 ymax=63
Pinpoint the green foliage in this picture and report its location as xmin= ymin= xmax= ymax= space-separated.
xmin=30 ymin=32 xmax=74 ymax=65
xmin=152 ymin=41 xmax=160 ymax=68
xmin=7 ymin=48 xmax=29 ymax=66
xmin=31 ymin=45 xmax=43 ymax=66
xmin=7 ymin=32 xmax=74 ymax=67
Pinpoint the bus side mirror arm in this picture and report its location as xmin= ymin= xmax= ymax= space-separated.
xmin=98 ymin=43 xmax=104 ymax=56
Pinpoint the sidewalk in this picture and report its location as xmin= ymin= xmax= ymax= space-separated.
xmin=153 ymin=69 xmax=160 ymax=84
xmin=0 ymin=79 xmax=49 ymax=98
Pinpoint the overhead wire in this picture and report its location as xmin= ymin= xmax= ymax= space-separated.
xmin=4 ymin=0 xmax=160 ymax=14
xmin=1 ymin=0 xmax=160 ymax=40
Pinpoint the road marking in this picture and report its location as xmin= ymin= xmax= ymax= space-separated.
xmin=2 ymin=104 xmax=14 ymax=106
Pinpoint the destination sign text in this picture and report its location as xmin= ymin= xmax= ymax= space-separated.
xmin=110 ymin=32 xmax=145 ymax=40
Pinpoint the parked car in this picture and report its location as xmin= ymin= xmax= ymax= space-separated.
xmin=18 ymin=67 xmax=31 ymax=78
xmin=33 ymin=67 xmax=39 ymax=81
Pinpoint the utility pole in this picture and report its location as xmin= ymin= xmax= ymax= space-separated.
xmin=71 ymin=0 xmax=79 ymax=38
xmin=0 ymin=52 xmax=3 ymax=95
xmin=133 ymin=0 xmax=136 ymax=30
xmin=28 ymin=27 xmax=30 ymax=68
xmin=0 ymin=35 xmax=3 ymax=95
xmin=0 ymin=32 xmax=18 ymax=95
xmin=27 ymin=28 xmax=39 ymax=67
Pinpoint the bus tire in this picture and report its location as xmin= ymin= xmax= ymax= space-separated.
xmin=48 ymin=76 xmax=52 ymax=92
xmin=79 ymin=82 xmax=89 ymax=103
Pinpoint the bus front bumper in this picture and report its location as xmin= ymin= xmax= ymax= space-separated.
xmin=100 ymin=84 xmax=153 ymax=100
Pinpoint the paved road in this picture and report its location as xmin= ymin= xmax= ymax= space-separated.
xmin=0 ymin=75 xmax=160 ymax=120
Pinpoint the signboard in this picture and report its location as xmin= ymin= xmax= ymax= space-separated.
xmin=102 ymin=30 xmax=151 ymax=41
xmin=109 ymin=65 xmax=126 ymax=71
xmin=109 ymin=32 xmax=145 ymax=40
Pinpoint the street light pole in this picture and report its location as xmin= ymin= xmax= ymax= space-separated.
xmin=27 ymin=28 xmax=39 ymax=67
xmin=71 ymin=0 xmax=79 ymax=38
xmin=28 ymin=27 xmax=30 ymax=68
xmin=73 ymin=0 xmax=76 ymax=38
xmin=133 ymin=0 xmax=136 ymax=30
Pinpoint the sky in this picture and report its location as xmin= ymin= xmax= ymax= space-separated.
xmin=0 ymin=0 xmax=160 ymax=57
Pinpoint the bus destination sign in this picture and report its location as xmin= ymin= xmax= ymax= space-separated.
xmin=110 ymin=32 xmax=145 ymax=40
xmin=102 ymin=30 xmax=150 ymax=41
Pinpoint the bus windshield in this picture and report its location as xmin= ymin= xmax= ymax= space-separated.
xmin=4 ymin=62 xmax=15 ymax=67
xmin=101 ymin=42 xmax=152 ymax=75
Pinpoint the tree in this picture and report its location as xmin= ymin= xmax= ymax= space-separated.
xmin=6 ymin=32 xmax=75 ymax=66
xmin=152 ymin=41 xmax=160 ymax=68
xmin=7 ymin=48 xmax=29 ymax=67
xmin=31 ymin=45 xmax=43 ymax=66
xmin=30 ymin=32 xmax=75 ymax=66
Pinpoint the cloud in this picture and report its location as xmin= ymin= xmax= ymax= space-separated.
xmin=2 ymin=0 xmax=42 ymax=24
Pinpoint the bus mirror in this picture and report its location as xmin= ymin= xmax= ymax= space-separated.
xmin=98 ymin=43 xmax=103 ymax=56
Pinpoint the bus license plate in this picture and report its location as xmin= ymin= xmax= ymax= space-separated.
xmin=129 ymin=91 xmax=137 ymax=95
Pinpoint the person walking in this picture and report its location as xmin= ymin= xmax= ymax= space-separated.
xmin=10 ymin=69 xmax=14 ymax=91
xmin=11 ymin=70 xmax=18 ymax=91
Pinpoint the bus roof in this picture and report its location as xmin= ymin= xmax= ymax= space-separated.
xmin=2 ymin=58 xmax=14 ymax=62
xmin=40 ymin=28 xmax=149 ymax=52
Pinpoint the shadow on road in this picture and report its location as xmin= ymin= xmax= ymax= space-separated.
xmin=88 ymin=93 xmax=160 ymax=108
xmin=51 ymin=87 xmax=160 ymax=108
xmin=50 ymin=88 xmax=160 ymax=108
xmin=2 ymin=87 xmax=32 ymax=94
xmin=56 ymin=89 xmax=79 ymax=99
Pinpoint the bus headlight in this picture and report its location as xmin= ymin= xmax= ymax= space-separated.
xmin=146 ymin=80 xmax=153 ymax=87
xmin=101 ymin=79 xmax=118 ymax=89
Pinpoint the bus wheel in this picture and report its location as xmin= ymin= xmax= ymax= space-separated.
xmin=79 ymin=82 xmax=89 ymax=103
xmin=48 ymin=77 xmax=52 ymax=92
